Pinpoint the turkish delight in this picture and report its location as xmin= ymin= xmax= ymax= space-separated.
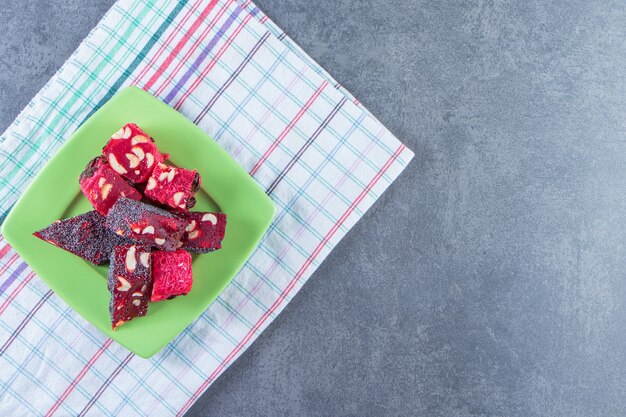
xmin=33 ymin=210 xmax=129 ymax=265
xmin=79 ymin=156 xmax=142 ymax=215
xmin=150 ymin=250 xmax=193 ymax=302
xmin=108 ymin=244 xmax=152 ymax=329
xmin=177 ymin=211 xmax=227 ymax=253
xmin=105 ymin=198 xmax=186 ymax=251
xmin=102 ymin=123 xmax=166 ymax=183
xmin=144 ymin=162 xmax=200 ymax=210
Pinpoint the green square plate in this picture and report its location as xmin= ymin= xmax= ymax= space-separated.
xmin=1 ymin=87 xmax=275 ymax=358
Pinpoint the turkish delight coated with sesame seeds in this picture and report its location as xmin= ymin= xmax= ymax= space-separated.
xmin=102 ymin=123 xmax=166 ymax=183
xmin=33 ymin=210 xmax=131 ymax=265
xmin=108 ymin=244 xmax=152 ymax=329
xmin=176 ymin=211 xmax=227 ymax=253
xmin=105 ymin=197 xmax=187 ymax=251
xmin=79 ymin=156 xmax=142 ymax=216
xmin=144 ymin=162 xmax=200 ymax=210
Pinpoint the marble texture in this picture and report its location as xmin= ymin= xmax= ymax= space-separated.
xmin=1 ymin=1 xmax=625 ymax=416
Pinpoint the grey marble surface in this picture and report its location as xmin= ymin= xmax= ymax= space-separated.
xmin=2 ymin=1 xmax=626 ymax=416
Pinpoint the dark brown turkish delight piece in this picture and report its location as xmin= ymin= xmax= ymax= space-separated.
xmin=176 ymin=211 xmax=227 ymax=254
xmin=33 ymin=210 xmax=130 ymax=265
xmin=105 ymin=198 xmax=186 ymax=251
xmin=108 ymin=244 xmax=152 ymax=329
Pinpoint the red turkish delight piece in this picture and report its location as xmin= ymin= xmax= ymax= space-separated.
xmin=177 ymin=212 xmax=227 ymax=253
xmin=108 ymin=244 xmax=152 ymax=329
xmin=33 ymin=210 xmax=130 ymax=265
xmin=102 ymin=123 xmax=166 ymax=183
xmin=106 ymin=198 xmax=186 ymax=251
xmin=79 ymin=156 xmax=142 ymax=215
xmin=144 ymin=163 xmax=200 ymax=210
xmin=150 ymin=250 xmax=193 ymax=302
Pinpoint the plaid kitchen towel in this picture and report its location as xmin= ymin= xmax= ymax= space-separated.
xmin=0 ymin=0 xmax=413 ymax=415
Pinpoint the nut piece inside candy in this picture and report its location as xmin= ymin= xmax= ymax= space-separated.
xmin=188 ymin=230 xmax=199 ymax=240
xmin=117 ymin=276 xmax=131 ymax=291
xmin=112 ymin=126 xmax=131 ymax=139
xmin=157 ymin=165 xmax=177 ymax=182
xmin=101 ymin=183 xmax=112 ymax=200
xmin=201 ymin=213 xmax=218 ymax=225
xmin=111 ymin=128 xmax=125 ymax=139
xmin=131 ymin=146 xmax=145 ymax=160
xmin=154 ymin=238 xmax=165 ymax=245
xmin=145 ymin=153 xmax=155 ymax=168
xmin=126 ymin=153 xmax=140 ymax=168
xmin=173 ymin=192 xmax=184 ymax=206
xmin=108 ymin=153 xmax=127 ymax=174
xmin=146 ymin=177 xmax=156 ymax=191
xmin=131 ymin=135 xmax=149 ymax=145
xmin=139 ymin=252 xmax=150 ymax=268
xmin=125 ymin=246 xmax=137 ymax=272
xmin=185 ymin=220 xmax=196 ymax=232
xmin=142 ymin=225 xmax=155 ymax=234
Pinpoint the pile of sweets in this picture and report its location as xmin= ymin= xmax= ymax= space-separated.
xmin=34 ymin=123 xmax=227 ymax=329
